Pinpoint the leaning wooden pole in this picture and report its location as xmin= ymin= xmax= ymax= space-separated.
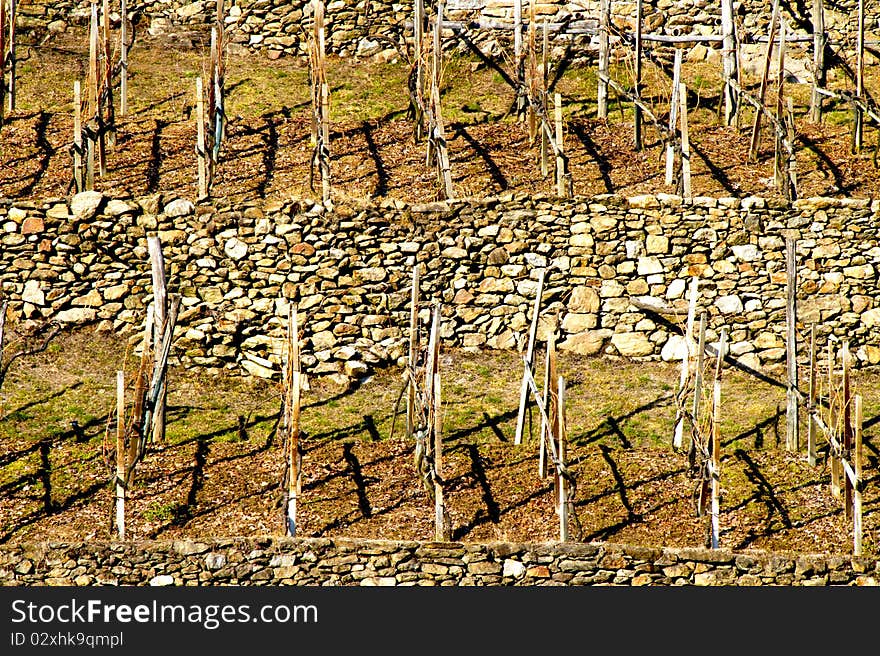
xmin=539 ymin=324 xmax=558 ymax=479
xmin=513 ymin=0 xmax=524 ymax=120
xmin=102 ymin=0 xmax=115 ymax=147
xmin=554 ymin=92 xmax=566 ymax=196
xmin=88 ymin=3 xmax=99 ymax=185
xmin=514 ymin=268 xmax=546 ymax=445
xmin=810 ymin=0 xmax=825 ymax=123
xmin=748 ymin=0 xmax=779 ymax=162
xmin=148 ymin=235 xmax=168 ymax=445
xmin=785 ymin=237 xmax=798 ymax=452
xmin=842 ymin=340 xmax=853 ymax=520
xmin=413 ymin=0 xmax=425 ymax=140
xmin=0 ymin=0 xmax=6 ymax=123
xmin=774 ymin=15 xmax=787 ymax=192
xmin=829 ymin=341 xmax=841 ymax=498
xmin=115 ymin=369 xmax=126 ymax=540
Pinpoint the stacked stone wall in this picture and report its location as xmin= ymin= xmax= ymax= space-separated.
xmin=2 ymin=191 xmax=879 ymax=383
xmin=1 ymin=537 xmax=877 ymax=585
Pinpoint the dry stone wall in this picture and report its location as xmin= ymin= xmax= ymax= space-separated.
xmin=1 ymin=537 xmax=878 ymax=585
xmin=18 ymin=0 xmax=880 ymax=67
xmin=2 ymin=191 xmax=880 ymax=384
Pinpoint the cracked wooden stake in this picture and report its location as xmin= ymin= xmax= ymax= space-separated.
xmin=515 ymin=268 xmax=546 ymax=445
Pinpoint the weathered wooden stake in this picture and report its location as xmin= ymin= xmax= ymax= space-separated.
xmin=748 ymin=0 xmax=779 ymax=162
xmin=0 ymin=0 xmax=6 ymax=123
xmin=557 ymin=374 xmax=568 ymax=542
xmin=634 ymin=0 xmax=643 ymax=150
xmin=853 ymin=393 xmax=863 ymax=556
xmin=679 ymin=81 xmax=692 ymax=201
xmin=148 ymin=235 xmax=168 ymax=445
xmin=74 ymin=81 xmax=84 ymax=193
xmin=6 ymin=0 xmax=14 ymax=113
xmin=120 ymin=0 xmax=128 ymax=117
xmin=710 ymin=327 xmax=726 ymax=549
xmin=196 ymin=77 xmax=208 ymax=199
xmin=829 ymin=341 xmax=841 ymax=498
xmin=807 ymin=323 xmax=817 ymax=466
xmin=514 ymin=268 xmax=546 ymax=445
xmin=320 ymin=81 xmax=331 ymax=202
xmin=597 ymin=0 xmax=610 ymax=119
xmin=285 ymin=304 xmax=302 ymax=537
xmin=774 ymin=15 xmax=786 ymax=191
xmin=115 ymin=369 xmax=125 ymax=540
xmin=720 ymin=0 xmax=738 ymax=126
xmin=431 ymin=80 xmax=454 ymax=199
xmin=102 ymin=0 xmax=116 ymax=147
xmin=88 ymin=2 xmax=99 ymax=182
xmin=810 ymin=0 xmax=825 ymax=123
xmin=842 ymin=341 xmax=853 ymax=520
xmin=854 ymin=0 xmax=865 ymax=152
xmin=406 ymin=265 xmax=420 ymax=440
xmin=527 ymin=0 xmax=537 ymax=142
xmin=514 ymin=0 xmax=524 ymax=120
xmin=540 ymin=20 xmax=549 ymax=177
xmin=785 ymin=237 xmax=798 ymax=452
xmin=554 ymin=92 xmax=566 ymax=196
xmin=665 ymin=49 xmax=682 ymax=187
xmin=690 ymin=312 xmax=707 ymax=460
xmin=673 ymin=276 xmax=698 ymax=450
xmin=413 ymin=0 xmax=425 ymax=140
xmin=539 ymin=324 xmax=558 ymax=480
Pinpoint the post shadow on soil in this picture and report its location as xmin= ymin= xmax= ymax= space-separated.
xmin=450 ymin=444 xmax=500 ymax=541
xmin=341 ymin=441 xmax=372 ymax=519
xmin=6 ymin=111 xmax=54 ymax=197
xmin=171 ymin=435 xmax=209 ymax=526
xmin=450 ymin=122 xmax=508 ymax=192
xmin=569 ymin=392 xmax=674 ymax=447
xmin=571 ymin=122 xmax=614 ymax=193
xmin=687 ymin=139 xmax=740 ymax=196
xmin=721 ymin=403 xmax=785 ymax=450
xmin=361 ymin=121 xmax=390 ymax=197
xmin=145 ymin=118 xmax=168 ymax=193
xmin=728 ymin=448 xmax=793 ymax=549
xmin=797 ymin=131 xmax=854 ymax=194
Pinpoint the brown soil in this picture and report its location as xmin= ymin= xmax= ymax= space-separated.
xmin=1 ymin=328 xmax=878 ymax=556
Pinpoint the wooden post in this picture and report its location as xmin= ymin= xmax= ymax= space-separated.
xmin=854 ymin=0 xmax=865 ymax=152
xmin=807 ymin=323 xmax=817 ymax=466
xmin=514 ymin=0 xmax=524 ymax=121
xmin=196 ymin=76 xmax=207 ymax=199
xmin=774 ymin=15 xmax=786 ymax=192
xmin=557 ymin=374 xmax=567 ymax=542
xmin=0 ymin=0 xmax=6 ymax=123
xmin=120 ymin=0 xmax=127 ymax=117
xmin=673 ymin=277 xmax=699 ymax=450
xmin=785 ymin=237 xmax=798 ymax=452
xmin=74 ymin=81 xmax=84 ymax=193
xmin=115 ymin=369 xmax=125 ymax=540
xmin=102 ymin=0 xmax=115 ymax=147
xmin=320 ymin=81 xmax=331 ymax=202
xmin=515 ymin=268 xmax=546 ymax=445
xmin=597 ymin=0 xmax=610 ymax=119
xmin=527 ymin=0 xmax=537 ymax=142
xmin=427 ymin=304 xmax=447 ymax=541
xmin=285 ymin=304 xmax=301 ymax=537
xmin=679 ymin=81 xmax=692 ymax=202
xmin=634 ymin=0 xmax=643 ymax=150
xmin=88 ymin=2 xmax=99 ymax=184
xmin=748 ymin=0 xmax=779 ymax=162
xmin=853 ymin=393 xmax=863 ymax=556
xmin=539 ymin=325 xmax=558 ymax=480
xmin=721 ymin=0 xmax=737 ymax=126
xmin=540 ymin=21 xmax=549 ymax=177
xmin=689 ymin=312 xmax=707 ymax=463
xmin=6 ymin=0 xmax=14 ymax=113
xmin=665 ymin=49 xmax=682 ymax=187
xmin=148 ymin=235 xmax=168 ymax=445
xmin=431 ymin=80 xmax=454 ymax=200
xmin=710 ymin=328 xmax=726 ymax=549
xmin=810 ymin=0 xmax=825 ymax=123
xmin=406 ymin=265 xmax=420 ymax=440
xmin=413 ymin=0 xmax=425 ymax=140
xmin=842 ymin=341 xmax=853 ymax=520
xmin=554 ymin=92 xmax=566 ymax=197
xmin=829 ymin=341 xmax=841 ymax=498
